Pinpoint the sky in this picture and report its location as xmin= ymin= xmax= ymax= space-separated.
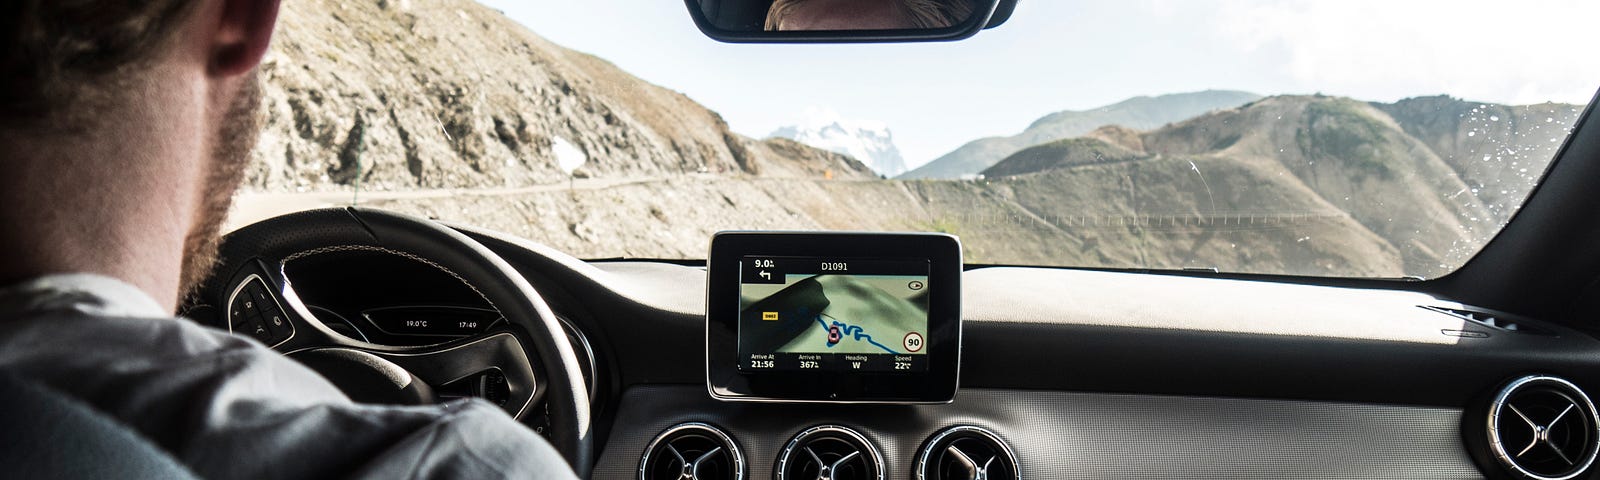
xmin=479 ymin=0 xmax=1599 ymax=169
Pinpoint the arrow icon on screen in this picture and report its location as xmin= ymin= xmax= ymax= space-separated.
xmin=759 ymin=271 xmax=771 ymax=280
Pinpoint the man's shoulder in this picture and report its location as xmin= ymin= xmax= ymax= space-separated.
xmin=0 ymin=310 xmax=354 ymax=429
xmin=0 ymin=310 xmax=311 ymax=398
xmin=0 ymin=311 xmax=572 ymax=479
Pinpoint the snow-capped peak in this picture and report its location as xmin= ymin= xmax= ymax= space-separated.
xmin=769 ymin=107 xmax=908 ymax=177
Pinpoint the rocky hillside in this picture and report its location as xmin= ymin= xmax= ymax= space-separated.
xmin=982 ymin=95 xmax=1582 ymax=277
xmin=247 ymin=0 xmax=871 ymax=193
xmin=900 ymin=90 xmax=1261 ymax=179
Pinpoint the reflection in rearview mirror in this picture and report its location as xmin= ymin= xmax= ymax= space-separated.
xmin=687 ymin=0 xmax=1008 ymax=43
xmin=763 ymin=0 xmax=977 ymax=31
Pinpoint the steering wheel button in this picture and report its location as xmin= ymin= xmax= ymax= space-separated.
xmin=231 ymin=303 xmax=257 ymax=331
xmin=261 ymin=304 xmax=288 ymax=326
xmin=234 ymin=314 xmax=269 ymax=342
xmin=229 ymin=295 xmax=249 ymax=320
xmin=261 ymin=310 xmax=292 ymax=342
xmin=480 ymin=370 xmax=509 ymax=406
xmin=267 ymin=318 xmax=292 ymax=343
xmin=247 ymin=286 xmax=268 ymax=308
xmin=251 ymin=285 xmax=277 ymax=308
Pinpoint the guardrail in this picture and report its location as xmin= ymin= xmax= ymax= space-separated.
xmin=947 ymin=212 xmax=1351 ymax=231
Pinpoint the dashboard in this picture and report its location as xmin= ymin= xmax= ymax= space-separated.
xmin=206 ymin=223 xmax=1600 ymax=480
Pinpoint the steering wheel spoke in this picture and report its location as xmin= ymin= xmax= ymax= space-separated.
xmin=297 ymin=331 xmax=543 ymax=417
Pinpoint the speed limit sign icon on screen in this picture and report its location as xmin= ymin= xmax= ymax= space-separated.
xmin=903 ymin=332 xmax=924 ymax=352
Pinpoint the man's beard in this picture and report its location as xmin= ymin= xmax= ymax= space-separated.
xmin=178 ymin=74 xmax=262 ymax=299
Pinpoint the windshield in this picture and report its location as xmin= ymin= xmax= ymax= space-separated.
xmin=228 ymin=0 xmax=1596 ymax=279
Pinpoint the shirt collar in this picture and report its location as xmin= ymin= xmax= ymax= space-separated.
xmin=0 ymin=273 xmax=168 ymax=318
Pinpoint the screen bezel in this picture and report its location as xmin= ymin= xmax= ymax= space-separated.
xmin=706 ymin=231 xmax=962 ymax=403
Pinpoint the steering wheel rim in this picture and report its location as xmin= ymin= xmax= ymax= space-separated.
xmin=203 ymin=207 xmax=593 ymax=476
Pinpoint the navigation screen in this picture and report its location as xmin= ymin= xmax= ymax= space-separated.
xmin=737 ymin=256 xmax=930 ymax=373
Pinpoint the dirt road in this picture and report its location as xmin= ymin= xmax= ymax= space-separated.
xmin=225 ymin=176 xmax=666 ymax=231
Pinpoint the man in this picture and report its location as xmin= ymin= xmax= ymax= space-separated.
xmin=0 ymin=1 xmax=574 ymax=478
xmin=765 ymin=0 xmax=976 ymax=31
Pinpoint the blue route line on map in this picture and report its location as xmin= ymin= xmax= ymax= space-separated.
xmin=815 ymin=313 xmax=899 ymax=354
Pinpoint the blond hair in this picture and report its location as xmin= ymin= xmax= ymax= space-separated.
xmin=765 ymin=0 xmax=977 ymax=31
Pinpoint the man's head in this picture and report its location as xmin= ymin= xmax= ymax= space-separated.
xmin=0 ymin=0 xmax=281 ymax=310
xmin=765 ymin=0 xmax=975 ymax=31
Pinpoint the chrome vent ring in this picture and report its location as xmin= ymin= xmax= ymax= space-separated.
xmin=777 ymin=425 xmax=885 ymax=480
xmin=640 ymin=422 xmax=745 ymax=480
xmin=1489 ymin=376 xmax=1600 ymax=480
xmin=916 ymin=425 xmax=1020 ymax=480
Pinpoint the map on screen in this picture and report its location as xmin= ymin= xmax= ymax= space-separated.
xmin=737 ymin=256 xmax=930 ymax=373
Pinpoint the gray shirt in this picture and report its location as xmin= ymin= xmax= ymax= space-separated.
xmin=0 ymin=274 xmax=577 ymax=479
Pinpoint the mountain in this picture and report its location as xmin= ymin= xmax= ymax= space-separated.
xmin=769 ymin=110 xmax=908 ymax=177
xmin=982 ymin=95 xmax=1581 ymax=277
xmin=1373 ymin=96 xmax=1584 ymax=224
xmin=246 ymin=0 xmax=871 ymax=193
xmin=900 ymin=90 xmax=1262 ymax=179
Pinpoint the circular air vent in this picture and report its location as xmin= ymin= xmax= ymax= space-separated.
xmin=1487 ymin=376 xmax=1600 ymax=480
xmin=916 ymin=426 xmax=1020 ymax=480
xmin=640 ymin=422 xmax=745 ymax=480
xmin=776 ymin=425 xmax=884 ymax=480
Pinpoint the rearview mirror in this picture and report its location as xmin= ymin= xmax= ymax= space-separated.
xmin=685 ymin=0 xmax=1017 ymax=43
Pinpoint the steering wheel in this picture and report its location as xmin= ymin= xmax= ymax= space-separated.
xmin=199 ymin=207 xmax=592 ymax=477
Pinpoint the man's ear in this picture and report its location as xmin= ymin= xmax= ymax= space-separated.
xmin=209 ymin=0 xmax=282 ymax=77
